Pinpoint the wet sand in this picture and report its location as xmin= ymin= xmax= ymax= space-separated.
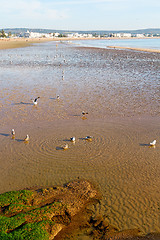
xmin=0 ymin=37 xmax=80 ymax=50
xmin=0 ymin=42 xmax=160 ymax=235
xmin=0 ymin=37 xmax=98 ymax=50
xmin=0 ymin=38 xmax=54 ymax=49
xmin=108 ymin=45 xmax=160 ymax=53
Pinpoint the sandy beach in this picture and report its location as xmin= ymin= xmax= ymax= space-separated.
xmin=0 ymin=37 xmax=58 ymax=49
xmin=0 ymin=40 xmax=160 ymax=237
xmin=1 ymin=37 xmax=160 ymax=53
xmin=0 ymin=37 xmax=97 ymax=50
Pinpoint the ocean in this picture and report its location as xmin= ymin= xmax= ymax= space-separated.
xmin=72 ymin=38 xmax=160 ymax=50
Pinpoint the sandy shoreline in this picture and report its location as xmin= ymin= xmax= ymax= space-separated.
xmin=0 ymin=37 xmax=160 ymax=53
xmin=0 ymin=37 xmax=56 ymax=49
xmin=0 ymin=37 xmax=97 ymax=50
xmin=107 ymin=45 xmax=160 ymax=53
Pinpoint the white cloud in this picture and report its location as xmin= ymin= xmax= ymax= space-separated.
xmin=52 ymin=0 xmax=160 ymax=5
xmin=0 ymin=0 xmax=69 ymax=20
xmin=44 ymin=0 xmax=126 ymax=5
xmin=0 ymin=0 xmax=159 ymax=29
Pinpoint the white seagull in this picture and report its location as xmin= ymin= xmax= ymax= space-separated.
xmin=32 ymin=97 xmax=40 ymax=105
xmin=85 ymin=136 xmax=93 ymax=141
xmin=24 ymin=134 xmax=29 ymax=141
xmin=150 ymin=140 xmax=156 ymax=146
xmin=11 ymin=129 xmax=15 ymax=136
xmin=70 ymin=137 xmax=75 ymax=142
xmin=82 ymin=111 xmax=88 ymax=116
xmin=62 ymin=144 xmax=68 ymax=150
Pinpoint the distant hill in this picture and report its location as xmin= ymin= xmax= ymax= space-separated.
xmin=3 ymin=28 xmax=160 ymax=35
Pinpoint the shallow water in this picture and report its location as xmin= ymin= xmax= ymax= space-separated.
xmin=73 ymin=38 xmax=160 ymax=50
xmin=0 ymin=42 xmax=160 ymax=234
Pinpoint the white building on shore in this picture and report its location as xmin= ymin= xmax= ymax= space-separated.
xmin=113 ymin=33 xmax=132 ymax=38
xmin=66 ymin=32 xmax=93 ymax=38
xmin=24 ymin=30 xmax=54 ymax=38
xmin=136 ymin=34 xmax=145 ymax=38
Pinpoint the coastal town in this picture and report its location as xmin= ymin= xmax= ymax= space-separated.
xmin=0 ymin=29 xmax=159 ymax=39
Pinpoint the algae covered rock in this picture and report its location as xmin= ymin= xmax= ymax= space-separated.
xmin=1 ymin=181 xmax=160 ymax=240
xmin=0 ymin=180 xmax=99 ymax=239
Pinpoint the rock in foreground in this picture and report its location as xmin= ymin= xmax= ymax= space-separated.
xmin=0 ymin=180 xmax=160 ymax=240
xmin=0 ymin=180 xmax=98 ymax=239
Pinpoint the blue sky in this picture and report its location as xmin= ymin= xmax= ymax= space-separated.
xmin=0 ymin=0 xmax=160 ymax=30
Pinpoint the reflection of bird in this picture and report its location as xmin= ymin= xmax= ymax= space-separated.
xmin=82 ymin=111 xmax=88 ymax=116
xmin=150 ymin=140 xmax=156 ymax=146
xmin=32 ymin=97 xmax=40 ymax=105
xmin=70 ymin=137 xmax=75 ymax=142
xmin=85 ymin=136 xmax=93 ymax=141
xmin=62 ymin=144 xmax=68 ymax=150
xmin=11 ymin=129 xmax=15 ymax=136
xmin=24 ymin=135 xmax=29 ymax=141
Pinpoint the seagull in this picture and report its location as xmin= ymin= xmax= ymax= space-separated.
xmin=57 ymin=95 xmax=60 ymax=100
xmin=11 ymin=129 xmax=15 ymax=136
xmin=150 ymin=140 xmax=156 ymax=146
xmin=24 ymin=134 xmax=29 ymax=141
xmin=85 ymin=136 xmax=93 ymax=141
xmin=31 ymin=97 xmax=40 ymax=105
xmin=82 ymin=111 xmax=88 ymax=116
xmin=70 ymin=137 xmax=75 ymax=142
xmin=62 ymin=143 xmax=68 ymax=150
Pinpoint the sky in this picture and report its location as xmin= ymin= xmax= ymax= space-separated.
xmin=0 ymin=0 xmax=160 ymax=31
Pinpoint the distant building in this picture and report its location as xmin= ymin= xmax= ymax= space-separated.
xmin=112 ymin=33 xmax=132 ymax=38
xmin=66 ymin=33 xmax=93 ymax=38
xmin=136 ymin=34 xmax=145 ymax=38
xmin=24 ymin=30 xmax=30 ymax=38
xmin=54 ymin=32 xmax=60 ymax=37
xmin=113 ymin=33 xmax=121 ymax=38
xmin=23 ymin=30 xmax=54 ymax=38
xmin=121 ymin=33 xmax=132 ymax=38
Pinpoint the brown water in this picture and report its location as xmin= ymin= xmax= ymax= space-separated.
xmin=0 ymin=42 xmax=160 ymax=234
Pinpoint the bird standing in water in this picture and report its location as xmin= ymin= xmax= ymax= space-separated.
xmin=11 ymin=129 xmax=15 ymax=136
xmin=82 ymin=111 xmax=88 ymax=116
xmin=70 ymin=137 xmax=76 ymax=142
xmin=24 ymin=134 xmax=29 ymax=142
xmin=85 ymin=136 xmax=93 ymax=141
xmin=62 ymin=144 xmax=68 ymax=150
xmin=150 ymin=140 xmax=156 ymax=146
xmin=32 ymin=97 xmax=40 ymax=105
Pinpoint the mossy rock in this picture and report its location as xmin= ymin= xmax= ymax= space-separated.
xmin=0 ymin=180 xmax=99 ymax=239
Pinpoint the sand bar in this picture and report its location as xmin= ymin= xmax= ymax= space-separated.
xmin=107 ymin=45 xmax=160 ymax=53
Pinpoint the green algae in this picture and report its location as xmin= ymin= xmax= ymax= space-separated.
xmin=0 ymin=189 xmax=56 ymax=239
xmin=0 ymin=190 xmax=33 ymax=207
xmin=0 ymin=221 xmax=50 ymax=240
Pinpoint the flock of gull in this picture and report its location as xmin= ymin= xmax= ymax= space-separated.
xmin=11 ymin=126 xmax=93 ymax=149
xmin=11 ymin=97 xmax=93 ymax=149
xmin=10 ymin=93 xmax=157 ymax=149
xmin=62 ymin=136 xmax=93 ymax=150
